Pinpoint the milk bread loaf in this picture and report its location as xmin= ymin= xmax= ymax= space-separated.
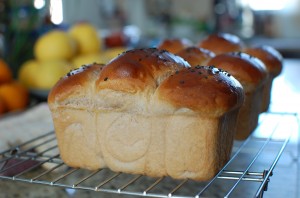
xmin=48 ymin=48 xmax=244 ymax=181
xmin=208 ymin=52 xmax=267 ymax=140
xmin=243 ymin=45 xmax=283 ymax=112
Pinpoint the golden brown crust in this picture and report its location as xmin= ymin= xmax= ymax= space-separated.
xmin=243 ymin=45 xmax=283 ymax=76
xmin=198 ymin=33 xmax=243 ymax=55
xmin=96 ymin=48 xmax=190 ymax=93
xmin=207 ymin=52 xmax=267 ymax=90
xmin=176 ymin=47 xmax=215 ymax=66
xmin=48 ymin=63 xmax=104 ymax=104
xmin=157 ymin=66 xmax=244 ymax=117
xmin=157 ymin=38 xmax=192 ymax=54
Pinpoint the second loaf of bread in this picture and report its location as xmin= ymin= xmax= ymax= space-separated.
xmin=48 ymin=48 xmax=244 ymax=181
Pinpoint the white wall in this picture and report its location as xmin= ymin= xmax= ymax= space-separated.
xmin=62 ymin=0 xmax=111 ymax=28
xmin=61 ymin=0 xmax=300 ymax=39
xmin=61 ymin=0 xmax=212 ymax=40
xmin=272 ymin=0 xmax=300 ymax=38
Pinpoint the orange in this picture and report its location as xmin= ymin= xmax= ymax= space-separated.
xmin=0 ymin=81 xmax=29 ymax=112
xmin=0 ymin=59 xmax=13 ymax=84
xmin=0 ymin=96 xmax=6 ymax=114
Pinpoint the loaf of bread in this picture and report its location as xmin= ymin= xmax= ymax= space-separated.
xmin=243 ymin=45 xmax=283 ymax=112
xmin=198 ymin=33 xmax=244 ymax=55
xmin=157 ymin=38 xmax=192 ymax=54
xmin=176 ymin=46 xmax=215 ymax=66
xmin=208 ymin=52 xmax=267 ymax=140
xmin=48 ymin=48 xmax=244 ymax=181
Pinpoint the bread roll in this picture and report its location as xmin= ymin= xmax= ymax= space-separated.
xmin=208 ymin=52 xmax=267 ymax=140
xmin=243 ymin=45 xmax=283 ymax=112
xmin=48 ymin=48 xmax=244 ymax=181
xmin=198 ymin=33 xmax=243 ymax=55
xmin=157 ymin=38 xmax=192 ymax=54
xmin=176 ymin=46 xmax=215 ymax=66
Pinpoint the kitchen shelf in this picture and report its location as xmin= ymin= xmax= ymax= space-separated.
xmin=0 ymin=112 xmax=298 ymax=198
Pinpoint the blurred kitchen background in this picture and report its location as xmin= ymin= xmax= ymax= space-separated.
xmin=1 ymin=0 xmax=300 ymax=77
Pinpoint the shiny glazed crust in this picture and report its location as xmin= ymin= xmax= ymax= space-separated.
xmin=176 ymin=46 xmax=215 ymax=66
xmin=48 ymin=48 xmax=245 ymax=181
xmin=207 ymin=52 xmax=267 ymax=92
xmin=198 ymin=33 xmax=243 ymax=55
xmin=208 ymin=52 xmax=267 ymax=139
xmin=157 ymin=38 xmax=192 ymax=54
xmin=156 ymin=66 xmax=244 ymax=117
xmin=243 ymin=45 xmax=283 ymax=111
xmin=48 ymin=63 xmax=104 ymax=107
xmin=243 ymin=45 xmax=283 ymax=76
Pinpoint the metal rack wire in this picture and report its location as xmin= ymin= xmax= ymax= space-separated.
xmin=0 ymin=112 xmax=298 ymax=198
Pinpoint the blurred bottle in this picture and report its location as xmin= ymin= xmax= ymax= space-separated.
xmin=239 ymin=4 xmax=254 ymax=38
xmin=212 ymin=0 xmax=254 ymax=39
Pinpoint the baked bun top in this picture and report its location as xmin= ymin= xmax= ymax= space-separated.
xmin=96 ymin=48 xmax=190 ymax=93
xmin=243 ymin=45 xmax=283 ymax=76
xmin=176 ymin=46 xmax=215 ymax=66
xmin=156 ymin=65 xmax=244 ymax=117
xmin=198 ymin=33 xmax=243 ymax=55
xmin=49 ymin=48 xmax=244 ymax=117
xmin=207 ymin=52 xmax=267 ymax=92
xmin=48 ymin=63 xmax=104 ymax=105
xmin=157 ymin=38 xmax=192 ymax=54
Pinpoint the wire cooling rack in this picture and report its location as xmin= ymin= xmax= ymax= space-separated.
xmin=0 ymin=112 xmax=298 ymax=198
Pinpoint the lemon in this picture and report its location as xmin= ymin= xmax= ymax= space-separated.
xmin=34 ymin=30 xmax=76 ymax=61
xmin=71 ymin=47 xmax=127 ymax=68
xmin=69 ymin=23 xmax=102 ymax=55
xmin=34 ymin=60 xmax=71 ymax=89
xmin=102 ymin=47 xmax=127 ymax=62
xmin=71 ymin=53 xmax=106 ymax=68
xmin=18 ymin=59 xmax=39 ymax=88
xmin=19 ymin=59 xmax=71 ymax=90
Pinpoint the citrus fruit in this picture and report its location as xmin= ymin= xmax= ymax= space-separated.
xmin=0 ymin=81 xmax=29 ymax=112
xmin=33 ymin=60 xmax=71 ymax=89
xmin=69 ymin=22 xmax=101 ymax=55
xmin=0 ymin=96 xmax=6 ymax=114
xmin=0 ymin=59 xmax=13 ymax=84
xmin=102 ymin=47 xmax=127 ymax=62
xmin=18 ymin=59 xmax=39 ymax=88
xmin=34 ymin=30 xmax=76 ymax=61
xmin=71 ymin=53 xmax=106 ymax=68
